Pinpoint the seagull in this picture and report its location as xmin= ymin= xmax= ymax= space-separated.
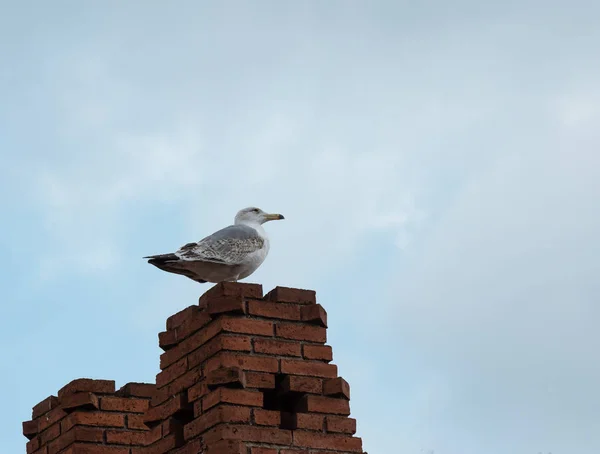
xmin=143 ymin=207 xmax=284 ymax=283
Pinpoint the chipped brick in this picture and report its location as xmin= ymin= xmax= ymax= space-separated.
xmin=60 ymin=392 xmax=99 ymax=412
xmin=265 ymin=286 xmax=316 ymax=304
xmin=323 ymin=377 xmax=350 ymax=400
xmin=300 ymin=304 xmax=327 ymax=327
xmin=117 ymin=382 xmax=155 ymax=398
xmin=206 ymin=366 xmax=246 ymax=389
xmin=58 ymin=379 xmax=115 ymax=399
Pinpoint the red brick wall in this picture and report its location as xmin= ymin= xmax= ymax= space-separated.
xmin=23 ymin=283 xmax=365 ymax=454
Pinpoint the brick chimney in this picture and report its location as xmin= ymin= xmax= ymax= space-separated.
xmin=23 ymin=283 xmax=365 ymax=454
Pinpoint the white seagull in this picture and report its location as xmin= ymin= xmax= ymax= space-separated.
xmin=144 ymin=207 xmax=284 ymax=283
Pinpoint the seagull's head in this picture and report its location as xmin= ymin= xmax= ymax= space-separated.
xmin=235 ymin=207 xmax=285 ymax=226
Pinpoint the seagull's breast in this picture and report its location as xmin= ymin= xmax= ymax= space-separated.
xmin=237 ymin=224 xmax=270 ymax=279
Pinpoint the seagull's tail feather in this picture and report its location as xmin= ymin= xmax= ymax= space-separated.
xmin=144 ymin=253 xmax=207 ymax=283
xmin=143 ymin=253 xmax=179 ymax=263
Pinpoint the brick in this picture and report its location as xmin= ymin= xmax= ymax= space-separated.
xmin=202 ymin=388 xmax=263 ymax=411
xmin=126 ymin=414 xmax=150 ymax=430
xmin=294 ymin=413 xmax=323 ymax=431
xmin=171 ymin=311 xmax=213 ymax=342
xmin=280 ymin=450 xmax=310 ymax=454
xmin=303 ymin=344 xmax=333 ymax=361
xmin=245 ymin=372 xmax=276 ymax=389
xmin=200 ymin=439 xmax=245 ymax=454
xmin=281 ymin=359 xmax=337 ymax=378
xmin=254 ymin=338 xmax=302 ymax=356
xmin=132 ymin=434 xmax=180 ymax=454
xmin=58 ymin=379 xmax=115 ymax=398
xmin=251 ymin=448 xmax=278 ymax=454
xmin=39 ymin=407 xmax=67 ymax=432
xmin=26 ymin=437 xmax=40 ymax=453
xmin=297 ymin=395 xmax=350 ymax=415
xmin=117 ymin=382 xmax=156 ymax=398
xmin=159 ymin=330 xmax=179 ymax=350
xmin=106 ymin=430 xmax=148 ymax=445
xmin=326 ymin=416 xmax=357 ymax=434
xmin=156 ymin=356 xmax=188 ymax=387
xmin=187 ymin=334 xmax=252 ymax=369
xmin=39 ymin=423 xmax=61 ymax=444
xmin=202 ymin=423 xmax=292 ymax=446
xmin=199 ymin=282 xmax=263 ymax=305
xmin=220 ymin=317 xmax=274 ymax=336
xmin=184 ymin=405 xmax=251 ymax=439
xmin=204 ymin=352 xmax=279 ymax=375
xmin=23 ymin=420 xmax=39 ymax=439
xmin=265 ymin=286 xmax=316 ymax=304
xmin=32 ymin=396 xmax=59 ymax=419
xmin=151 ymin=368 xmax=202 ymax=407
xmin=292 ymin=431 xmax=362 ymax=451
xmin=323 ymin=377 xmax=350 ymax=400
xmin=300 ymin=304 xmax=327 ymax=327
xmin=171 ymin=438 xmax=204 ymax=454
xmin=247 ymin=299 xmax=302 ymax=321
xmin=48 ymin=427 xmax=104 ymax=454
xmin=61 ymin=412 xmax=125 ymax=432
xmin=60 ymin=392 xmax=99 ymax=412
xmin=100 ymin=396 xmax=149 ymax=413
xmin=62 ymin=445 xmax=129 ymax=454
xmin=276 ymin=323 xmax=326 ymax=343
xmin=144 ymin=393 xmax=188 ymax=425
xmin=161 ymin=417 xmax=184 ymax=439
xmin=166 ymin=305 xmax=200 ymax=331
xmin=207 ymin=295 xmax=247 ymax=316
xmin=160 ymin=317 xmax=221 ymax=369
xmin=253 ymin=409 xmax=280 ymax=426
xmin=206 ymin=366 xmax=246 ymax=389
xmin=281 ymin=375 xmax=323 ymax=394
xmin=188 ymin=382 xmax=210 ymax=405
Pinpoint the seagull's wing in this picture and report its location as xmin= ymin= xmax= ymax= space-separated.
xmin=175 ymin=224 xmax=264 ymax=265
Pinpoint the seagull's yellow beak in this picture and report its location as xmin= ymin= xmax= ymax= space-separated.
xmin=265 ymin=213 xmax=285 ymax=221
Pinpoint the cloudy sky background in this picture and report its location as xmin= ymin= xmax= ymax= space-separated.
xmin=2 ymin=1 xmax=599 ymax=453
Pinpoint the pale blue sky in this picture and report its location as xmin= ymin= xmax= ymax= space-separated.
xmin=2 ymin=1 xmax=600 ymax=453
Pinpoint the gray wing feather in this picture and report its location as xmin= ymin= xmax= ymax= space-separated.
xmin=175 ymin=224 xmax=264 ymax=265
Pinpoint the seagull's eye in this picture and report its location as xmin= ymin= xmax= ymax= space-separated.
xmin=252 ymin=208 xmax=259 ymax=213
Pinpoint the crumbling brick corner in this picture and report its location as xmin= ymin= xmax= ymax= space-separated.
xmin=23 ymin=282 xmax=366 ymax=454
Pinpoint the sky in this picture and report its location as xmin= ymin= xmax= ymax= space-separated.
xmin=1 ymin=1 xmax=599 ymax=453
